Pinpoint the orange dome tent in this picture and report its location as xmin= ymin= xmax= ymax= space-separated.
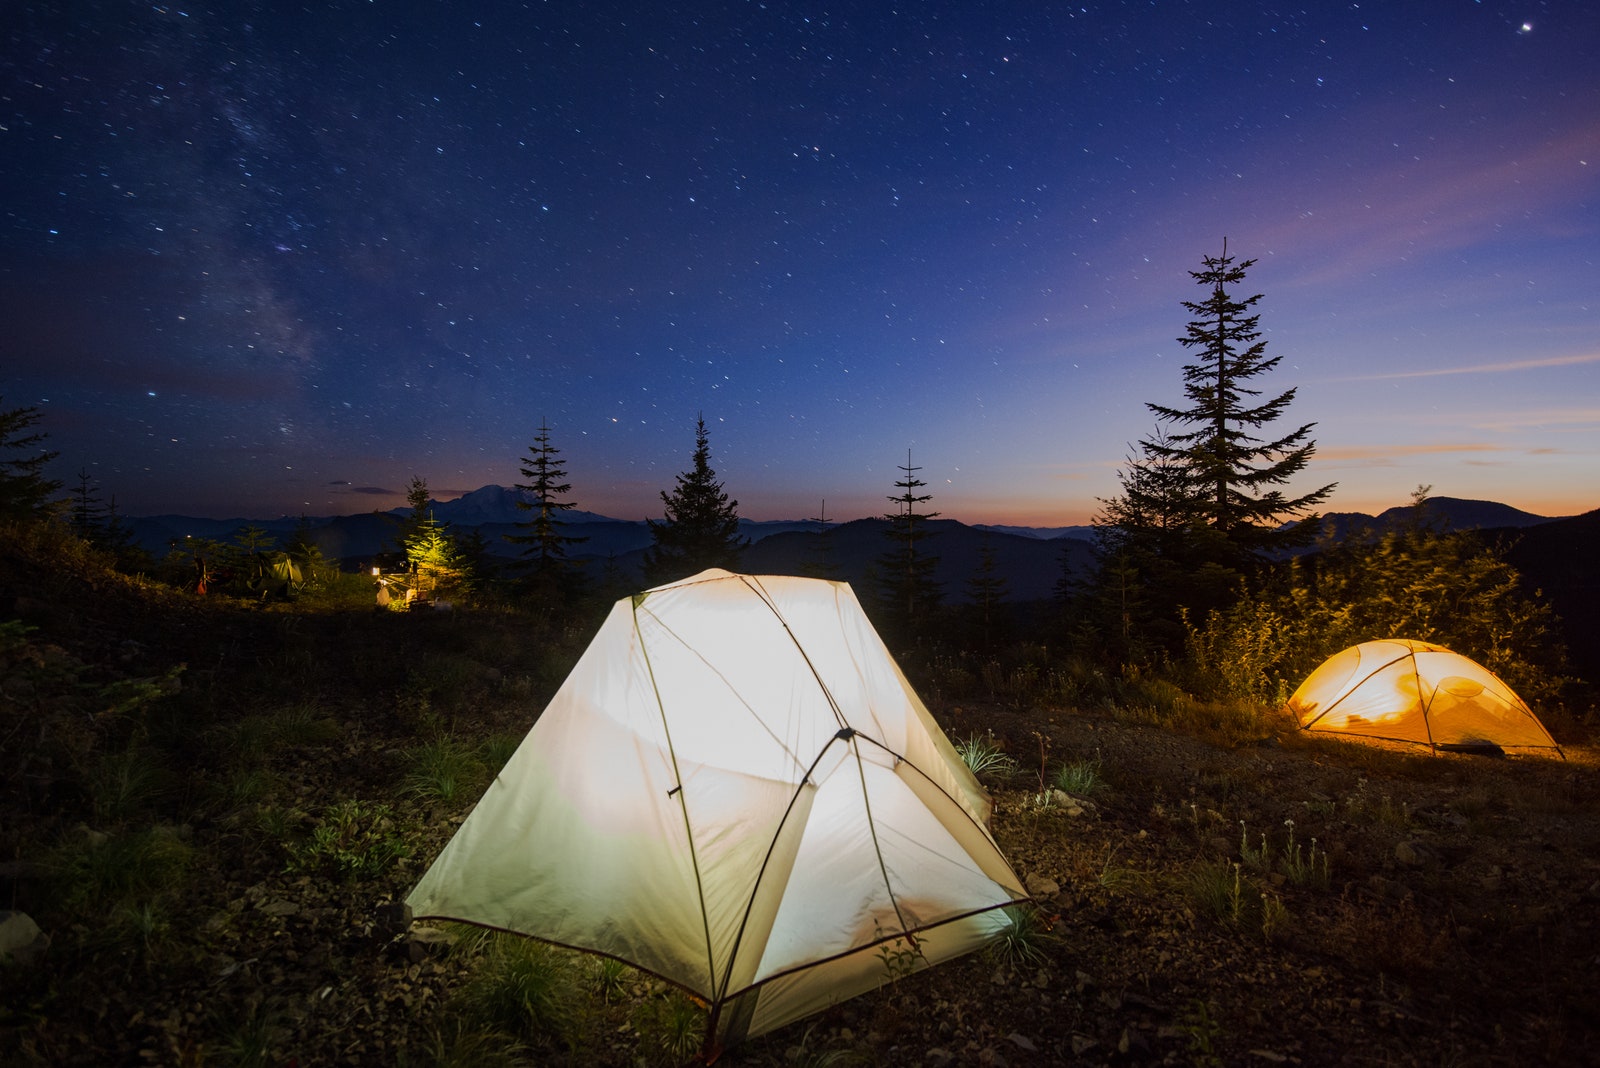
xmin=1287 ymin=639 xmax=1560 ymax=755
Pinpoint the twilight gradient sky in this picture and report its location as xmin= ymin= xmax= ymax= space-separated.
xmin=3 ymin=1 xmax=1596 ymax=524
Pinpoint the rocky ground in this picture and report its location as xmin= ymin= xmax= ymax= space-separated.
xmin=2 ymin=546 xmax=1597 ymax=1066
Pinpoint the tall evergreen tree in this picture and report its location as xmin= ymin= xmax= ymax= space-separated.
xmin=403 ymin=476 xmax=431 ymax=533
xmin=643 ymin=415 xmax=748 ymax=585
xmin=1084 ymin=429 xmax=1235 ymax=657
xmin=962 ymin=531 xmax=1011 ymax=652
xmin=507 ymin=421 xmax=587 ymax=597
xmin=799 ymin=499 xmax=840 ymax=579
xmin=876 ymin=449 xmax=943 ymax=643
xmin=70 ymin=468 xmax=105 ymax=541
xmin=405 ymin=510 xmax=469 ymax=600
xmin=0 ymin=399 xmax=63 ymax=521
xmin=285 ymin=516 xmax=331 ymax=589
xmin=1142 ymin=241 xmax=1335 ymax=559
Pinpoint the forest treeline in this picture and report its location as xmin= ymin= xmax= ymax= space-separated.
xmin=1 ymin=245 xmax=1584 ymax=725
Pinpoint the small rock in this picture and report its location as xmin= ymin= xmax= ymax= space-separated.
xmin=1006 ymin=1032 xmax=1038 ymax=1052
xmin=1394 ymin=841 xmax=1427 ymax=866
xmin=1025 ymin=872 xmax=1061 ymax=897
xmin=374 ymin=900 xmax=414 ymax=937
xmin=405 ymin=925 xmax=456 ymax=962
xmin=1118 ymin=1026 xmax=1150 ymax=1057
xmin=259 ymin=899 xmax=300 ymax=917
xmin=0 ymin=911 xmax=48 ymax=965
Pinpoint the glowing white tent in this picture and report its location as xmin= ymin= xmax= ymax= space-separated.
xmin=1287 ymin=638 xmax=1559 ymax=754
xmin=408 ymin=570 xmax=1026 ymax=1055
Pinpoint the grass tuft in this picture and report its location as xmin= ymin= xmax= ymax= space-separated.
xmin=953 ymin=732 xmax=1019 ymax=781
xmin=986 ymin=903 xmax=1056 ymax=970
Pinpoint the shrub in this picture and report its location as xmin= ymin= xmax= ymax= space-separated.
xmin=286 ymin=799 xmax=411 ymax=881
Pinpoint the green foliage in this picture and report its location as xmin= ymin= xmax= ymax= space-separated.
xmin=401 ymin=1018 xmax=527 ymax=1068
xmin=480 ymin=732 xmax=524 ymax=774
xmin=51 ymin=826 xmax=194 ymax=913
xmin=953 ymin=732 xmax=1019 ymax=781
xmin=462 ymin=935 xmax=582 ymax=1047
xmin=1239 ymin=819 xmax=1332 ymax=890
xmin=1181 ymin=592 xmax=1292 ymax=704
xmin=286 ymin=799 xmax=411 ymax=881
xmin=89 ymin=745 xmax=173 ymax=822
xmin=986 ymin=904 xmax=1056 ymax=970
xmin=1052 ymin=756 xmax=1107 ymax=799
xmin=630 ymin=988 xmax=705 ymax=1067
xmin=406 ymin=511 xmax=471 ymax=600
xmin=0 ymin=398 xmax=63 ymax=521
xmin=1179 ymin=999 xmax=1227 ymax=1068
xmin=874 ymin=929 xmax=925 ymax=983
xmin=589 ymin=956 xmax=634 ymax=1003
xmin=1182 ymin=491 xmax=1571 ymax=707
xmin=1184 ymin=859 xmax=1287 ymax=942
xmin=401 ymin=736 xmax=488 ymax=805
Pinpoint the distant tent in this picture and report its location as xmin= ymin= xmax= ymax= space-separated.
xmin=1287 ymin=639 xmax=1560 ymax=755
xmin=407 ymin=570 xmax=1027 ymax=1057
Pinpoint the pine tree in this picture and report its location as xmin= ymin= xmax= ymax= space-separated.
xmin=402 ymin=476 xmax=431 ymax=540
xmin=0 ymin=399 xmax=63 ymax=521
xmin=643 ymin=415 xmax=748 ymax=585
xmin=508 ymin=421 xmax=587 ymax=598
xmin=1085 ymin=428 xmax=1235 ymax=657
xmin=285 ymin=517 xmax=330 ymax=588
xmin=799 ymin=499 xmax=839 ymax=579
xmin=406 ymin=510 xmax=468 ymax=600
xmin=67 ymin=468 xmax=136 ymax=561
xmin=876 ymin=449 xmax=943 ymax=643
xmin=70 ymin=469 xmax=110 ymax=541
xmin=1142 ymin=241 xmax=1335 ymax=559
xmin=963 ymin=531 xmax=1011 ymax=652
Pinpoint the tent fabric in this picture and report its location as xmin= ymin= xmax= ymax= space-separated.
xmin=407 ymin=569 xmax=1026 ymax=1053
xmin=1287 ymin=638 xmax=1558 ymax=752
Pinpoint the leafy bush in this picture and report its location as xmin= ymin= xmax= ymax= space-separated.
xmin=1183 ymin=507 xmax=1572 ymax=707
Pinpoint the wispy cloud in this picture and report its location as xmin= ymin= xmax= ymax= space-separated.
xmin=1316 ymin=443 xmax=1504 ymax=463
xmin=1328 ymin=352 xmax=1600 ymax=381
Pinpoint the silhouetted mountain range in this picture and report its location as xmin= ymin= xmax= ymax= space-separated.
xmin=120 ymin=489 xmax=1576 ymax=601
xmin=122 ymin=490 xmax=1595 ymax=682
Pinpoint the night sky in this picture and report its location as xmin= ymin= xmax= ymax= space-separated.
xmin=3 ymin=1 xmax=1596 ymax=524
